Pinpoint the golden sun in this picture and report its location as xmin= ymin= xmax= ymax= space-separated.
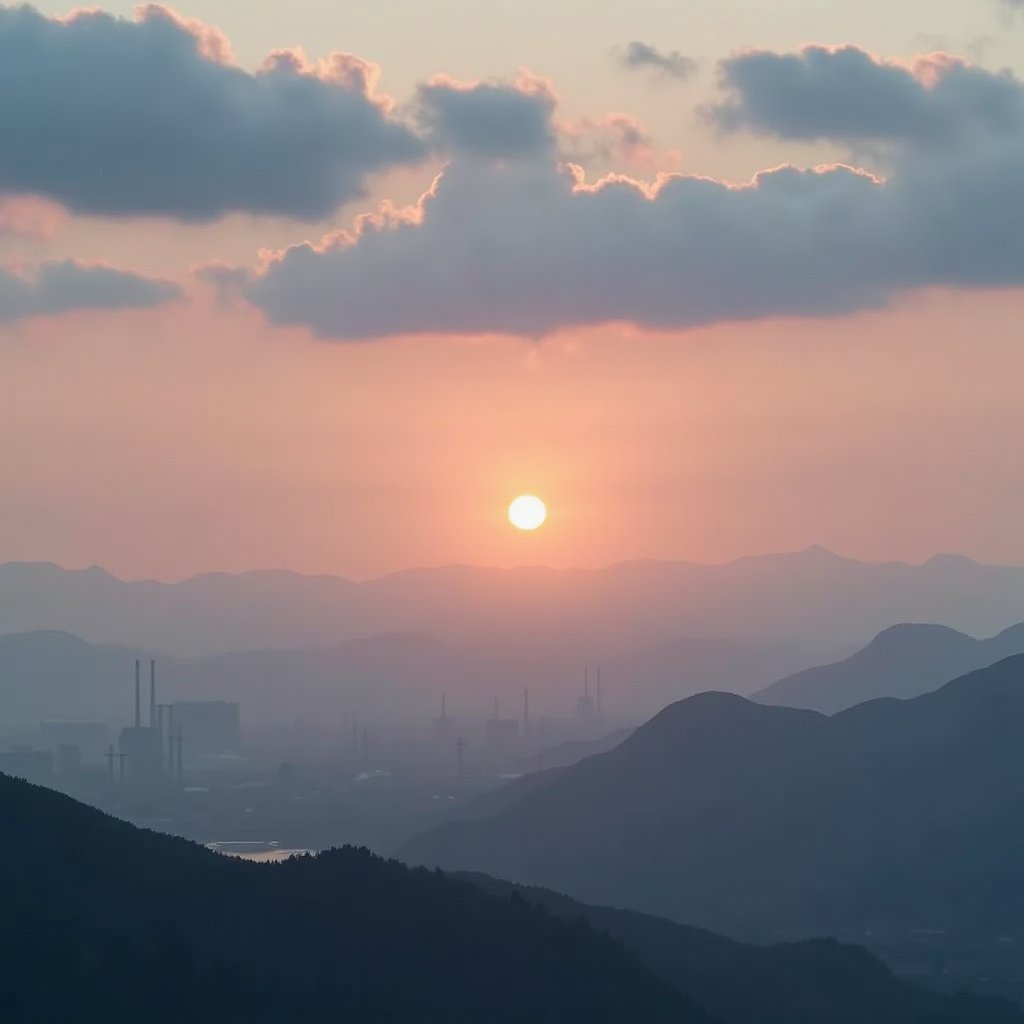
xmin=508 ymin=495 xmax=547 ymax=531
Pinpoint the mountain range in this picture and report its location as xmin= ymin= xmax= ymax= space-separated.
xmin=400 ymin=656 xmax=1024 ymax=999
xmin=755 ymin=623 xmax=1024 ymax=713
xmin=1 ymin=771 xmax=1017 ymax=1024
xmin=460 ymin=874 xmax=1023 ymax=1024
xmin=4 ymin=548 xmax=1024 ymax=657
xmin=0 ymin=627 xmax=826 ymax=729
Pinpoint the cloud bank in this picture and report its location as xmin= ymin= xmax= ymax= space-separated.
xmin=0 ymin=261 xmax=181 ymax=323
xmin=706 ymin=45 xmax=1024 ymax=147
xmin=229 ymin=44 xmax=1024 ymax=341
xmin=0 ymin=4 xmax=425 ymax=221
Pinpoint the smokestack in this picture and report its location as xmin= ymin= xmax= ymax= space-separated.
xmin=584 ymin=666 xmax=589 ymax=699
xmin=149 ymin=660 xmax=157 ymax=730
xmin=134 ymin=660 xmax=141 ymax=728
xmin=596 ymin=668 xmax=602 ymax=715
xmin=523 ymin=688 xmax=530 ymax=736
xmin=441 ymin=693 xmax=447 ymax=720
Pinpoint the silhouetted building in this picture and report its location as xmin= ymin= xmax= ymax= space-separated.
xmin=119 ymin=725 xmax=164 ymax=782
xmin=171 ymin=701 xmax=241 ymax=755
xmin=119 ymin=659 xmax=166 ymax=785
xmin=576 ymin=666 xmax=601 ymax=726
xmin=433 ymin=693 xmax=454 ymax=741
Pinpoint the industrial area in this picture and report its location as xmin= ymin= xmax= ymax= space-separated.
xmin=0 ymin=660 xmax=619 ymax=857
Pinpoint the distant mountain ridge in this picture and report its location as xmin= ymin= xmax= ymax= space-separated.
xmin=400 ymin=655 xmax=1024 ymax=1000
xmin=4 ymin=548 xmax=1024 ymax=656
xmin=755 ymin=622 xmax=1024 ymax=713
xmin=458 ymin=874 xmax=1023 ymax=1024
xmin=0 ymin=627 xmax=827 ymax=728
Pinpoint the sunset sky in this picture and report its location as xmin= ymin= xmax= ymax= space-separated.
xmin=3 ymin=0 xmax=1024 ymax=580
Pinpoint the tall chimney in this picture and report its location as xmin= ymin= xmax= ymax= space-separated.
xmin=441 ymin=693 xmax=447 ymax=720
xmin=584 ymin=666 xmax=589 ymax=699
xmin=523 ymin=688 xmax=530 ymax=736
xmin=149 ymin=660 xmax=157 ymax=730
xmin=134 ymin=660 xmax=141 ymax=728
xmin=596 ymin=668 xmax=602 ymax=715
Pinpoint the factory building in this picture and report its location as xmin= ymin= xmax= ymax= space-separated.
xmin=432 ymin=693 xmax=454 ymax=742
xmin=119 ymin=659 xmax=180 ymax=785
xmin=576 ymin=667 xmax=604 ymax=728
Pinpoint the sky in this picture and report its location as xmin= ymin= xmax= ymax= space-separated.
xmin=2 ymin=0 xmax=1024 ymax=580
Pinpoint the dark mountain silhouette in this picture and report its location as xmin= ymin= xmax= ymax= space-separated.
xmin=2 ymin=772 xmax=1014 ymax=1024
xmin=755 ymin=622 xmax=1024 ymax=713
xmin=4 ymin=548 xmax=1024 ymax=657
xmin=519 ymin=727 xmax=635 ymax=772
xmin=400 ymin=656 xmax=1024 ymax=999
xmin=0 ymin=772 xmax=707 ymax=1024
xmin=460 ymin=874 xmax=1023 ymax=1024
xmin=0 ymin=627 xmax=824 ymax=728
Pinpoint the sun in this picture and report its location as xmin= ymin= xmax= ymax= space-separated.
xmin=508 ymin=494 xmax=547 ymax=531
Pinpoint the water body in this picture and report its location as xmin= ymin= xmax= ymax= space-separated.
xmin=206 ymin=841 xmax=314 ymax=863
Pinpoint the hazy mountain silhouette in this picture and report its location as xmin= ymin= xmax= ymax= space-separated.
xmin=755 ymin=622 xmax=1024 ymax=713
xmin=0 ymin=772 xmax=707 ymax=1024
xmin=5 ymin=548 xmax=1024 ymax=657
xmin=0 ymin=627 xmax=824 ymax=728
xmin=519 ymin=727 xmax=635 ymax=772
xmin=460 ymin=874 xmax=1023 ymax=1024
xmin=2 ymin=771 xmax=1014 ymax=1024
xmin=400 ymin=656 xmax=1024 ymax=998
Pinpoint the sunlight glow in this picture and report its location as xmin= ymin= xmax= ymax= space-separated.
xmin=508 ymin=494 xmax=547 ymax=531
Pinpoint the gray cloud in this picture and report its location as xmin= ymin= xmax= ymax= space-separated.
xmin=211 ymin=45 xmax=1024 ymax=341
xmin=0 ymin=4 xmax=425 ymax=221
xmin=0 ymin=261 xmax=181 ymax=323
xmin=618 ymin=41 xmax=697 ymax=80
xmin=416 ymin=77 xmax=557 ymax=157
xmin=706 ymin=45 xmax=1024 ymax=147
xmin=230 ymin=150 xmax=1013 ymax=340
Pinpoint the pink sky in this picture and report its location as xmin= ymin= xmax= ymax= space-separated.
xmin=2 ymin=1 xmax=1023 ymax=580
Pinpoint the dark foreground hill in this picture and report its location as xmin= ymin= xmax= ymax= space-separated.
xmin=461 ymin=874 xmax=1022 ymax=1024
xmin=0 ymin=773 xmax=707 ymax=1024
xmin=400 ymin=656 xmax=1024 ymax=998
xmin=756 ymin=622 xmax=1024 ymax=713
xmin=3 ymin=773 xmax=1016 ymax=1024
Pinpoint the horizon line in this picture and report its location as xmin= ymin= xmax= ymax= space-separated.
xmin=0 ymin=545 xmax=1007 ymax=588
